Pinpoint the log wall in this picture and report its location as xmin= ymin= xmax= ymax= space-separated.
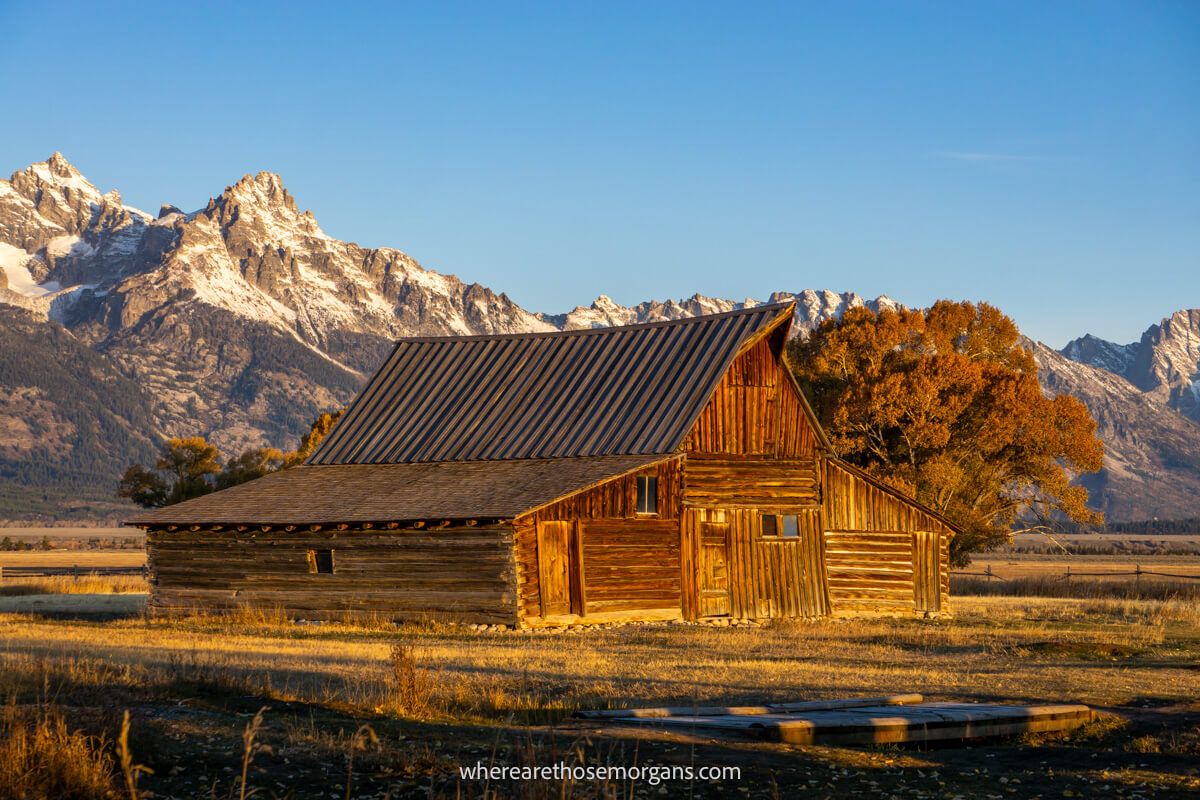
xmin=683 ymin=456 xmax=820 ymax=510
xmin=822 ymin=460 xmax=952 ymax=615
xmin=581 ymin=519 xmax=680 ymax=614
xmin=146 ymin=525 xmax=517 ymax=624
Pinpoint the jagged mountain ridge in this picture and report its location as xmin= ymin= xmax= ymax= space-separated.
xmin=0 ymin=153 xmax=1196 ymax=521
xmin=1062 ymin=310 xmax=1200 ymax=424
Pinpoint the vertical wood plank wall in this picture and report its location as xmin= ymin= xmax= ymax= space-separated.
xmin=678 ymin=336 xmax=831 ymax=620
xmin=684 ymin=337 xmax=819 ymax=458
xmin=823 ymin=460 xmax=952 ymax=616
xmin=146 ymin=526 xmax=517 ymax=624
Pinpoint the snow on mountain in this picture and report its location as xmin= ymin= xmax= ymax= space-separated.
xmin=544 ymin=289 xmax=899 ymax=333
xmin=1032 ymin=339 xmax=1200 ymax=521
xmin=1061 ymin=309 xmax=1200 ymax=424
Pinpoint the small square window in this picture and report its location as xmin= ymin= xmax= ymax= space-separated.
xmin=636 ymin=476 xmax=658 ymax=515
xmin=761 ymin=514 xmax=778 ymax=537
xmin=307 ymin=548 xmax=334 ymax=574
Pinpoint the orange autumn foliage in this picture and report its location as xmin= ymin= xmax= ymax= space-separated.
xmin=788 ymin=300 xmax=1103 ymax=564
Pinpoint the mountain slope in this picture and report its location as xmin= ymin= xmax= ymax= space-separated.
xmin=1031 ymin=339 xmax=1200 ymax=521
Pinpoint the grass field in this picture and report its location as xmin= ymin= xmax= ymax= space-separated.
xmin=0 ymin=550 xmax=146 ymax=568
xmin=0 ymin=596 xmax=1197 ymax=798
xmin=0 ymin=527 xmax=138 ymax=540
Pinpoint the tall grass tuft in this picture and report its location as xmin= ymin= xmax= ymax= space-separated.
xmin=388 ymin=644 xmax=435 ymax=717
xmin=0 ymin=701 xmax=118 ymax=800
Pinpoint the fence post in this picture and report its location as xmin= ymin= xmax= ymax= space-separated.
xmin=72 ymin=564 xmax=79 ymax=582
xmin=1135 ymin=564 xmax=1141 ymax=588
xmin=1065 ymin=565 xmax=1071 ymax=583
xmin=985 ymin=564 xmax=994 ymax=583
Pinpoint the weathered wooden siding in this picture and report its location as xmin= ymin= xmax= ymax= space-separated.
xmin=513 ymin=458 xmax=683 ymax=624
xmin=581 ymin=519 xmax=680 ymax=614
xmin=682 ymin=456 xmax=820 ymax=510
xmin=146 ymin=526 xmax=517 ymax=624
xmin=822 ymin=460 xmax=951 ymax=616
xmin=520 ymin=458 xmax=681 ymax=524
xmin=681 ymin=508 xmax=830 ymax=620
xmin=824 ymin=530 xmax=918 ymax=614
xmin=824 ymin=460 xmax=953 ymax=536
xmin=684 ymin=338 xmax=819 ymax=457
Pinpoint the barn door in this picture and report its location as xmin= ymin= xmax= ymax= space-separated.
xmin=538 ymin=521 xmax=574 ymax=617
xmin=912 ymin=531 xmax=941 ymax=613
xmin=698 ymin=513 xmax=731 ymax=617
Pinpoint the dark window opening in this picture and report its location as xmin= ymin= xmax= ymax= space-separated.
xmin=761 ymin=514 xmax=778 ymax=537
xmin=308 ymin=548 xmax=334 ymax=574
xmin=636 ymin=475 xmax=658 ymax=515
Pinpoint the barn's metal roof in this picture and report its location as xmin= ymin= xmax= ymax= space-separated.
xmin=308 ymin=302 xmax=794 ymax=465
xmin=128 ymin=455 xmax=668 ymax=525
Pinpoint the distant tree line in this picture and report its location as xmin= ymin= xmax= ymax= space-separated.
xmin=1056 ymin=518 xmax=1200 ymax=535
xmin=117 ymin=411 xmax=343 ymax=509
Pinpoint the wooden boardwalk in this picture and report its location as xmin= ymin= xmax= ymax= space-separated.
xmin=578 ymin=694 xmax=1093 ymax=746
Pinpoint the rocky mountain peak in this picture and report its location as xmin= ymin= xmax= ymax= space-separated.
xmin=1062 ymin=308 xmax=1200 ymax=424
xmin=1060 ymin=333 xmax=1137 ymax=376
xmin=225 ymin=172 xmax=299 ymax=213
xmin=7 ymin=152 xmax=106 ymax=235
xmin=46 ymin=151 xmax=79 ymax=178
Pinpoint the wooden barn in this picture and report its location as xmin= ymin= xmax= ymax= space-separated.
xmin=130 ymin=303 xmax=958 ymax=626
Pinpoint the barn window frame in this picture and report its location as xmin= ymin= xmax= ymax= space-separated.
xmin=635 ymin=475 xmax=658 ymax=516
xmin=307 ymin=548 xmax=335 ymax=574
xmin=761 ymin=513 xmax=801 ymax=539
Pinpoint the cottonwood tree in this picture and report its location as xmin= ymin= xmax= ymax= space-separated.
xmin=117 ymin=410 xmax=346 ymax=508
xmin=118 ymin=437 xmax=222 ymax=508
xmin=282 ymin=410 xmax=344 ymax=467
xmin=787 ymin=301 xmax=1104 ymax=565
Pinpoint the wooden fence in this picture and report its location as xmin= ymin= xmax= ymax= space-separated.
xmin=952 ymin=564 xmax=1200 ymax=582
xmin=0 ymin=565 xmax=146 ymax=582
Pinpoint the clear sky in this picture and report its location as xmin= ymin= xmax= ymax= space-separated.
xmin=1 ymin=1 xmax=1195 ymax=346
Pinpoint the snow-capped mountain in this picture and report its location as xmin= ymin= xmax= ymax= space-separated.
xmin=1062 ymin=310 xmax=1200 ymax=424
xmin=1033 ymin=339 xmax=1200 ymax=522
xmin=0 ymin=153 xmax=1195 ymax=522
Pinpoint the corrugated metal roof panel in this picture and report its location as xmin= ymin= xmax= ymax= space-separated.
xmin=309 ymin=302 xmax=793 ymax=464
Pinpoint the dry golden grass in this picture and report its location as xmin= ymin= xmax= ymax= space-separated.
xmin=0 ymin=596 xmax=1196 ymax=797
xmin=0 ymin=702 xmax=118 ymax=800
xmin=0 ymin=596 xmax=1195 ymax=724
xmin=0 ymin=574 xmax=147 ymax=597
xmin=0 ymin=550 xmax=145 ymax=568
xmin=970 ymin=554 xmax=1200 ymax=580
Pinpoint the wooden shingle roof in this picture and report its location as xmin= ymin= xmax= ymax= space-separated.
xmin=128 ymin=455 xmax=667 ymax=525
xmin=308 ymin=302 xmax=794 ymax=464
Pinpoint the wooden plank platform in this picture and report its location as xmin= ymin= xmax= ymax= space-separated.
xmin=580 ymin=697 xmax=1093 ymax=746
xmin=576 ymin=693 xmax=924 ymax=719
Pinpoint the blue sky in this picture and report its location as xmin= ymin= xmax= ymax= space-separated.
xmin=1 ymin=1 xmax=1195 ymax=346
